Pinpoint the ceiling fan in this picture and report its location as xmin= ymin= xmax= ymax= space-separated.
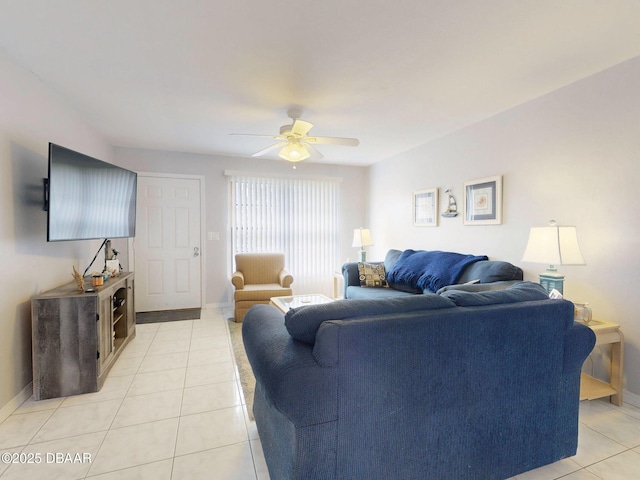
xmin=231 ymin=108 xmax=359 ymax=162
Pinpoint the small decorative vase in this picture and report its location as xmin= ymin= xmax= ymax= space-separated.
xmin=574 ymin=303 xmax=592 ymax=324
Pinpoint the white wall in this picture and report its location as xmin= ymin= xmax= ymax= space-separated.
xmin=0 ymin=47 xmax=368 ymax=415
xmin=369 ymin=56 xmax=640 ymax=397
xmin=113 ymin=148 xmax=369 ymax=304
xmin=4 ymin=34 xmax=635 ymax=413
xmin=0 ymin=49 xmax=114 ymax=414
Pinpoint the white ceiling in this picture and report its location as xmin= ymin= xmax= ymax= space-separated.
xmin=1 ymin=0 xmax=639 ymax=166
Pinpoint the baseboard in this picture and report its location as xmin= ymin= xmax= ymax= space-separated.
xmin=623 ymin=389 xmax=640 ymax=408
xmin=0 ymin=382 xmax=33 ymax=424
xmin=204 ymin=302 xmax=233 ymax=309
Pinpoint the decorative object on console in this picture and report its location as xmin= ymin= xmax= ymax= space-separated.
xmin=72 ymin=266 xmax=84 ymax=292
xmin=104 ymin=239 xmax=121 ymax=276
xmin=521 ymin=220 xmax=585 ymax=294
xmin=463 ymin=175 xmax=503 ymax=225
xmin=352 ymin=227 xmax=373 ymax=262
xmin=441 ymin=188 xmax=458 ymax=217
xmin=105 ymin=259 xmax=120 ymax=276
xmin=414 ymin=188 xmax=438 ymax=226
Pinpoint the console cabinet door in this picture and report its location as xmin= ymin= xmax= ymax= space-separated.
xmin=31 ymin=295 xmax=98 ymax=399
xmin=98 ymin=293 xmax=114 ymax=375
xmin=126 ymin=278 xmax=136 ymax=334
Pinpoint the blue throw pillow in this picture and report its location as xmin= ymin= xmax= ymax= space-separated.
xmin=439 ymin=281 xmax=549 ymax=306
xmin=285 ymin=295 xmax=456 ymax=344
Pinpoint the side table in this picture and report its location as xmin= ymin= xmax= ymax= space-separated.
xmin=579 ymin=319 xmax=624 ymax=406
xmin=333 ymin=271 xmax=344 ymax=300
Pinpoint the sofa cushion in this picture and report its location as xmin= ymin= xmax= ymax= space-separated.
xmin=358 ymin=262 xmax=389 ymax=288
xmin=457 ymin=260 xmax=523 ymax=284
xmin=234 ymin=284 xmax=292 ymax=301
xmin=346 ymin=285 xmax=414 ymax=300
xmin=383 ymin=249 xmax=403 ymax=271
xmin=285 ymin=295 xmax=456 ymax=344
xmin=439 ymin=281 xmax=549 ymax=306
xmin=435 ymin=280 xmax=519 ymax=295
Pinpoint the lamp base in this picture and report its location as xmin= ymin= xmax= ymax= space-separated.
xmin=539 ymin=271 xmax=565 ymax=295
xmin=358 ymin=250 xmax=367 ymax=263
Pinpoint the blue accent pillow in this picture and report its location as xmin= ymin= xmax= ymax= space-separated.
xmin=285 ymin=295 xmax=456 ymax=344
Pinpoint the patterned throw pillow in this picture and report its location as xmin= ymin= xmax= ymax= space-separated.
xmin=358 ymin=262 xmax=389 ymax=288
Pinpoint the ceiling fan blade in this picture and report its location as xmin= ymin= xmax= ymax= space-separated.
xmin=251 ymin=142 xmax=287 ymax=157
xmin=304 ymin=143 xmax=324 ymax=160
xmin=290 ymin=119 xmax=314 ymax=137
xmin=230 ymin=133 xmax=279 ymax=139
xmin=305 ymin=136 xmax=359 ymax=146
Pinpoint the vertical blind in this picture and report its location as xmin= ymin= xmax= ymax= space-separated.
xmin=229 ymin=174 xmax=340 ymax=297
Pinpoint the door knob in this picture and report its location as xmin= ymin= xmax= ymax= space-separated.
xmin=193 ymin=247 xmax=200 ymax=257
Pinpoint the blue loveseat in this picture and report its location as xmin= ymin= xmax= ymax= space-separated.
xmin=343 ymin=249 xmax=523 ymax=299
xmin=242 ymin=282 xmax=595 ymax=480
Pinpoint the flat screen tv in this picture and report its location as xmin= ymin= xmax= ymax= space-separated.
xmin=46 ymin=143 xmax=137 ymax=242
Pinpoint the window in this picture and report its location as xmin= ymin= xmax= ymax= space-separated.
xmin=229 ymin=173 xmax=340 ymax=296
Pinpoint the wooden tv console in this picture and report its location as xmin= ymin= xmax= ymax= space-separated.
xmin=31 ymin=272 xmax=136 ymax=400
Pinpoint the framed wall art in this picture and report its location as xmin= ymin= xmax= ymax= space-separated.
xmin=413 ymin=188 xmax=438 ymax=227
xmin=463 ymin=175 xmax=502 ymax=225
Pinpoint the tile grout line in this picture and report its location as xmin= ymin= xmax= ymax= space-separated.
xmin=84 ymin=322 xmax=159 ymax=478
xmin=0 ymin=311 xmax=260 ymax=479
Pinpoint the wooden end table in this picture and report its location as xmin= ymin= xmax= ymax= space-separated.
xmin=270 ymin=294 xmax=333 ymax=314
xmin=579 ymin=319 xmax=624 ymax=406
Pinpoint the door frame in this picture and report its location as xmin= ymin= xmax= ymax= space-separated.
xmin=128 ymin=172 xmax=206 ymax=311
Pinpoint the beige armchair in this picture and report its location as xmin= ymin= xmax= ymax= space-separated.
xmin=231 ymin=253 xmax=293 ymax=322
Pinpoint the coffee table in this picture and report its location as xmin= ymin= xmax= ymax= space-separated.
xmin=270 ymin=294 xmax=333 ymax=313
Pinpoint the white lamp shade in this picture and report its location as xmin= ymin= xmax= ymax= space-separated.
xmin=522 ymin=225 xmax=585 ymax=266
xmin=352 ymin=228 xmax=373 ymax=248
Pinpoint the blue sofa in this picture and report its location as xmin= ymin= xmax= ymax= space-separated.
xmin=343 ymin=249 xmax=523 ymax=299
xmin=242 ymin=282 xmax=595 ymax=480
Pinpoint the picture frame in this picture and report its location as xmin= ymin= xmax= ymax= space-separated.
xmin=413 ymin=188 xmax=438 ymax=227
xmin=463 ymin=175 xmax=502 ymax=225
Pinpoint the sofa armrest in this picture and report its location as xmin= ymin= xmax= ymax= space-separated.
xmin=279 ymin=269 xmax=293 ymax=288
xmin=231 ymin=271 xmax=244 ymax=289
xmin=342 ymin=262 xmax=361 ymax=287
xmin=342 ymin=261 xmax=384 ymax=295
xmin=242 ymin=305 xmax=337 ymax=426
xmin=564 ymin=321 xmax=596 ymax=374
xmin=342 ymin=254 xmax=399 ymax=287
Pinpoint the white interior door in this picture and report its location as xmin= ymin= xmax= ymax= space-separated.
xmin=133 ymin=175 xmax=203 ymax=312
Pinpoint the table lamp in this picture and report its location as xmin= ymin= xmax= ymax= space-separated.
xmin=352 ymin=227 xmax=373 ymax=262
xmin=521 ymin=220 xmax=585 ymax=294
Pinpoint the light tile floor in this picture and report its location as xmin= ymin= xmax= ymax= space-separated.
xmin=0 ymin=307 xmax=269 ymax=480
xmin=1 ymin=306 xmax=639 ymax=479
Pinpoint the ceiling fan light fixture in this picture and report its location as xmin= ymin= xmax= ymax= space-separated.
xmin=233 ymin=109 xmax=359 ymax=160
xmin=278 ymin=142 xmax=310 ymax=162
